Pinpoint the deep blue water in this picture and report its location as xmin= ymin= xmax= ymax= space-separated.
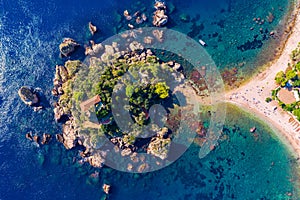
xmin=0 ymin=0 xmax=299 ymax=199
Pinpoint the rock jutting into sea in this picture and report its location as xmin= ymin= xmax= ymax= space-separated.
xmin=59 ymin=38 xmax=80 ymax=57
xmin=18 ymin=86 xmax=40 ymax=106
xmin=88 ymin=22 xmax=97 ymax=35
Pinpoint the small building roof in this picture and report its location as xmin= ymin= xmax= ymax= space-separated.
xmin=80 ymin=95 xmax=101 ymax=113
xmin=278 ymin=89 xmax=296 ymax=104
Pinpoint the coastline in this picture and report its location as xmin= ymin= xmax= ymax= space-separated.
xmin=226 ymin=2 xmax=300 ymax=159
xmin=231 ymin=0 xmax=300 ymax=90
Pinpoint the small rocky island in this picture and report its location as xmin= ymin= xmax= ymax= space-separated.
xmin=52 ymin=35 xmax=190 ymax=172
xmin=18 ymin=86 xmax=39 ymax=106
xmin=49 ymin=25 xmax=211 ymax=174
xmin=19 ymin=0 xmax=210 ymax=175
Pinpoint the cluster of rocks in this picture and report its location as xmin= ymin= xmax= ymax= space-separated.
xmin=52 ymin=62 xmax=86 ymax=150
xmin=123 ymin=9 xmax=148 ymax=29
xmin=59 ymin=38 xmax=80 ymax=57
xmin=253 ymin=17 xmax=265 ymax=25
xmin=152 ymin=29 xmax=164 ymax=42
xmin=167 ymin=60 xmax=182 ymax=71
xmin=26 ymin=132 xmax=52 ymax=145
xmin=152 ymin=1 xmax=168 ymax=27
xmin=87 ymin=151 xmax=107 ymax=168
xmin=187 ymin=69 xmax=209 ymax=96
xmin=250 ymin=15 xmax=275 ymax=37
xmin=52 ymin=65 xmax=67 ymax=97
xmin=120 ymin=28 xmax=164 ymax=44
xmin=53 ymin=60 xmax=83 ymax=122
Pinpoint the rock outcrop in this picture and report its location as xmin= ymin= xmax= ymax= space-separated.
xmin=41 ymin=133 xmax=52 ymax=145
xmin=147 ymin=128 xmax=171 ymax=160
xmin=85 ymin=41 xmax=104 ymax=56
xmin=59 ymin=38 xmax=79 ymax=57
xmin=62 ymin=118 xmax=78 ymax=149
xmin=88 ymin=151 xmax=106 ymax=168
xmin=18 ymin=86 xmax=39 ymax=106
xmin=102 ymin=184 xmax=111 ymax=194
xmin=88 ymin=22 xmax=97 ymax=35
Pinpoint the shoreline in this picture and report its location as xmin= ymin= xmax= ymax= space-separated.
xmin=225 ymin=2 xmax=300 ymax=159
xmin=229 ymin=0 xmax=300 ymax=91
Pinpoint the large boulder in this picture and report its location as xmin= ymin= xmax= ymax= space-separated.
xmin=59 ymin=38 xmax=79 ymax=57
xmin=18 ymin=86 xmax=39 ymax=106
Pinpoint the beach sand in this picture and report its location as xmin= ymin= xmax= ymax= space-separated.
xmin=226 ymin=6 xmax=300 ymax=158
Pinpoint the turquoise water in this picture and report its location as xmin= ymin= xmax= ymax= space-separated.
xmin=0 ymin=0 xmax=299 ymax=199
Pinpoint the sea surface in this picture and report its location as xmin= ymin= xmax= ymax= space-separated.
xmin=0 ymin=0 xmax=299 ymax=199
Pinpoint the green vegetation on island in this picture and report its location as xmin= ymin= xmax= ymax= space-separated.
xmin=273 ymin=42 xmax=300 ymax=120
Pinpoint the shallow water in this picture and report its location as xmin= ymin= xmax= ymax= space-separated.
xmin=0 ymin=0 xmax=299 ymax=199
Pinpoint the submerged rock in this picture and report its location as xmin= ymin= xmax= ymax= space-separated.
xmin=59 ymin=38 xmax=79 ymax=57
xmin=179 ymin=13 xmax=190 ymax=22
xmin=18 ymin=86 xmax=39 ymax=106
xmin=152 ymin=29 xmax=164 ymax=42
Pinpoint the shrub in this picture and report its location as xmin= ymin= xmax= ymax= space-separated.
xmin=293 ymin=109 xmax=300 ymax=120
xmin=73 ymin=91 xmax=84 ymax=102
xmin=265 ymin=97 xmax=272 ymax=103
xmin=293 ymin=79 xmax=300 ymax=87
xmin=285 ymin=104 xmax=295 ymax=112
xmin=275 ymin=71 xmax=286 ymax=85
xmin=154 ymin=82 xmax=170 ymax=99
xmin=296 ymin=62 xmax=300 ymax=72
xmin=286 ymin=69 xmax=297 ymax=80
